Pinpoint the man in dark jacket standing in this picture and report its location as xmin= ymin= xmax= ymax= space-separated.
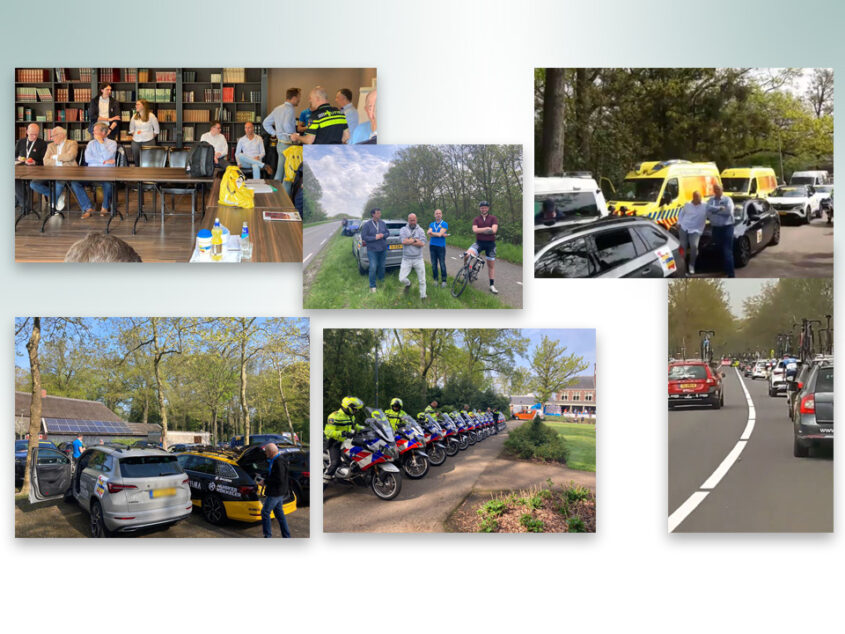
xmin=257 ymin=443 xmax=291 ymax=538
xmin=360 ymin=207 xmax=388 ymax=293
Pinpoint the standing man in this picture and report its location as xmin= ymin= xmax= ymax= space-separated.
xmin=71 ymin=434 xmax=85 ymax=466
xmin=706 ymin=184 xmax=736 ymax=278
xmin=677 ymin=190 xmax=707 ymax=275
xmin=468 ymin=201 xmax=499 ymax=294
xmin=427 ymin=208 xmax=448 ymax=288
xmin=290 ymin=87 xmax=350 ymax=145
xmin=256 ymin=443 xmax=291 ymax=538
xmin=199 ymin=121 xmax=230 ymax=170
xmin=335 ymin=88 xmax=358 ymax=140
xmin=14 ymin=123 xmax=47 ymax=210
xmin=424 ymin=400 xmax=439 ymax=416
xmin=31 ymin=126 xmax=94 ymax=216
xmin=234 ymin=121 xmax=266 ymax=180
xmin=84 ymin=123 xmax=117 ymax=218
xmin=398 ymin=213 xmax=427 ymax=300
xmin=360 ymin=207 xmax=388 ymax=293
xmin=263 ymin=87 xmax=300 ymax=181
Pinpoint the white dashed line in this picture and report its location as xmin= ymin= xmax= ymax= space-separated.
xmin=668 ymin=367 xmax=755 ymax=533
xmin=303 ymin=252 xmax=313 ymax=263
xmin=516 ymin=281 xmax=523 ymax=286
xmin=320 ymin=239 xmax=327 ymax=245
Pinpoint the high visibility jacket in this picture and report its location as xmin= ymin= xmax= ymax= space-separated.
xmin=385 ymin=408 xmax=409 ymax=432
xmin=424 ymin=405 xmax=437 ymax=416
xmin=325 ymin=409 xmax=361 ymax=442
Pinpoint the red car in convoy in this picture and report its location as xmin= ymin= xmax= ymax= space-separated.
xmin=668 ymin=360 xmax=725 ymax=409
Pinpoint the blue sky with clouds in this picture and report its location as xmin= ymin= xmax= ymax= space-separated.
xmin=305 ymin=145 xmax=407 ymax=217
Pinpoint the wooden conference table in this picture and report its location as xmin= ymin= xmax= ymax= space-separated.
xmin=199 ymin=179 xmax=302 ymax=262
xmin=14 ymin=165 xmax=215 ymax=234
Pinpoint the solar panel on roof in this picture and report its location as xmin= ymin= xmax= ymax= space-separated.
xmin=43 ymin=417 xmax=134 ymax=435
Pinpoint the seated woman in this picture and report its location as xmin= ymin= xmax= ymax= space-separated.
xmin=30 ymin=126 xmax=95 ymax=216
xmin=128 ymin=99 xmax=160 ymax=165
xmin=234 ymin=121 xmax=266 ymax=179
xmin=83 ymin=122 xmax=117 ymax=218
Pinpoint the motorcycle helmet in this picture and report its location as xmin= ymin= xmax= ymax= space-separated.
xmin=416 ymin=412 xmax=427 ymax=423
xmin=390 ymin=397 xmax=403 ymax=411
xmin=341 ymin=396 xmax=364 ymax=415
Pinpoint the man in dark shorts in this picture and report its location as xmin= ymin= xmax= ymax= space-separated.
xmin=467 ymin=201 xmax=499 ymax=294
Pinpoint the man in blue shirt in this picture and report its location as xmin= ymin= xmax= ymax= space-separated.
xmin=83 ymin=122 xmax=117 ymax=219
xmin=335 ymin=88 xmax=358 ymax=141
xmin=427 ymin=208 xmax=448 ymax=287
xmin=360 ymin=207 xmax=388 ymax=292
xmin=706 ymin=184 xmax=736 ymax=278
xmin=71 ymin=434 xmax=85 ymax=464
xmin=264 ymin=87 xmax=300 ymax=182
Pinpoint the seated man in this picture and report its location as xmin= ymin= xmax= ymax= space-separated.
xmin=234 ymin=121 xmax=266 ymax=179
xmin=64 ymin=232 xmax=142 ymax=262
xmin=15 ymin=123 xmax=47 ymax=209
xmin=199 ymin=121 xmax=230 ymax=170
xmin=30 ymin=126 xmax=95 ymax=216
xmin=83 ymin=122 xmax=117 ymax=218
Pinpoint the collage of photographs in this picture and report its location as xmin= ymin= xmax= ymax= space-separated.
xmin=12 ymin=66 xmax=832 ymax=540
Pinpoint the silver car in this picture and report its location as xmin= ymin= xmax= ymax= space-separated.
xmin=28 ymin=445 xmax=192 ymax=537
xmin=353 ymin=219 xmax=407 ymax=274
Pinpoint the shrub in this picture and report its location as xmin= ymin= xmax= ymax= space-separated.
xmin=479 ymin=516 xmax=498 ymax=533
xmin=567 ymin=517 xmax=587 ymax=533
xmin=526 ymin=494 xmax=544 ymax=510
xmin=519 ymin=513 xmax=545 ymax=533
xmin=565 ymin=484 xmax=592 ymax=503
xmin=503 ymin=419 xmax=570 ymax=463
xmin=480 ymin=499 xmax=507 ymax=517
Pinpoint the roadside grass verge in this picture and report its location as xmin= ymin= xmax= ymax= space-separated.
xmin=304 ymin=232 xmax=510 ymax=309
xmin=304 ymin=219 xmax=338 ymax=228
xmin=447 ymin=234 xmax=523 ymax=265
xmin=469 ymin=480 xmax=595 ymax=533
xmin=542 ymin=420 xmax=596 ymax=472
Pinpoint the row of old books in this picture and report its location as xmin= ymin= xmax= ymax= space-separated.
xmin=53 ymin=68 xmax=94 ymax=82
xmin=222 ymin=68 xmax=247 ymax=83
xmin=15 ymin=87 xmax=52 ymax=102
xmin=54 ymin=87 xmax=92 ymax=102
xmin=183 ymin=110 xmax=211 ymax=123
xmin=137 ymin=88 xmax=174 ymax=103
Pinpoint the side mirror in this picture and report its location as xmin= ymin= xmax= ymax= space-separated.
xmin=661 ymin=194 xmax=673 ymax=206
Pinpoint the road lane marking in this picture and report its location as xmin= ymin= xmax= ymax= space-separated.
xmin=303 ymin=252 xmax=313 ymax=263
xmin=516 ymin=281 xmax=523 ymax=286
xmin=668 ymin=367 xmax=755 ymax=532
xmin=320 ymin=238 xmax=326 ymax=245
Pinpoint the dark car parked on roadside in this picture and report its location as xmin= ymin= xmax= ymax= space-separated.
xmin=15 ymin=440 xmax=58 ymax=487
xmin=535 ymin=216 xmax=685 ymax=278
xmin=791 ymin=360 xmax=833 ymax=457
xmin=698 ymin=198 xmax=780 ymax=268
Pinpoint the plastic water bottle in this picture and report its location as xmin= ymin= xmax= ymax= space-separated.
xmin=211 ymin=218 xmax=223 ymax=261
xmin=240 ymin=221 xmax=252 ymax=260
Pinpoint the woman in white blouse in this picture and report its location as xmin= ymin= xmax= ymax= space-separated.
xmin=129 ymin=99 xmax=160 ymax=165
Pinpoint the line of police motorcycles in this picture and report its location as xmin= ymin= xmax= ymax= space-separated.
xmin=323 ymin=407 xmax=508 ymax=500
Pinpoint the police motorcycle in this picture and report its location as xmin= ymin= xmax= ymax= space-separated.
xmin=466 ymin=411 xmax=483 ymax=443
xmin=480 ymin=411 xmax=494 ymax=437
xmin=437 ymin=412 xmax=462 ymax=457
xmin=323 ymin=407 xmax=402 ymax=500
xmin=394 ymin=413 xmax=431 ymax=479
xmin=449 ymin=411 xmax=472 ymax=451
xmin=416 ymin=412 xmax=448 ymax=467
xmin=821 ymin=193 xmax=833 ymax=225
xmin=494 ymin=411 xmax=508 ymax=432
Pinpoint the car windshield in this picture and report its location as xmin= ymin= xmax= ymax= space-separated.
xmin=790 ymin=176 xmax=816 ymax=185
xmin=119 ymin=455 xmax=182 ymax=478
xmin=534 ymin=192 xmax=600 ymax=224
xmin=615 ymin=178 xmax=663 ymax=203
xmin=721 ymin=178 xmax=750 ymax=193
xmin=773 ymin=186 xmax=807 ymax=198
xmin=669 ymin=365 xmax=707 ymax=380
xmin=815 ymin=367 xmax=833 ymax=392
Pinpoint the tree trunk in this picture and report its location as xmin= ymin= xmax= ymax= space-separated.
xmin=541 ymin=68 xmax=566 ymax=176
xmin=277 ymin=366 xmax=296 ymax=441
xmin=153 ymin=356 xmax=168 ymax=449
xmin=575 ymin=68 xmax=590 ymax=168
xmin=239 ymin=335 xmax=250 ymax=445
xmin=141 ymin=394 xmax=149 ymax=425
xmin=211 ymin=408 xmax=218 ymax=446
xmin=21 ymin=318 xmax=42 ymax=497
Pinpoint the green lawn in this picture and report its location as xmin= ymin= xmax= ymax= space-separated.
xmin=542 ymin=419 xmax=596 ymax=472
xmin=304 ymin=232 xmax=510 ymax=309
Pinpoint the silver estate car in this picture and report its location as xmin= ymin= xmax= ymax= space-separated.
xmin=28 ymin=445 xmax=192 ymax=537
xmin=791 ymin=361 xmax=834 ymax=458
xmin=353 ymin=219 xmax=407 ymax=274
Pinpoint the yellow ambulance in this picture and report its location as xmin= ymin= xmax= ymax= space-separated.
xmin=719 ymin=166 xmax=778 ymax=199
xmin=606 ymin=160 xmax=721 ymax=229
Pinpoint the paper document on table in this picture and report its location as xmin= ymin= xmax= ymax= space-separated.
xmin=244 ymin=179 xmax=274 ymax=193
xmin=263 ymin=210 xmax=301 ymax=222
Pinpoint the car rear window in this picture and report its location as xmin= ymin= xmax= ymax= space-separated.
xmin=119 ymin=455 xmax=182 ymax=478
xmin=594 ymin=228 xmax=638 ymax=271
xmin=815 ymin=367 xmax=833 ymax=393
xmin=637 ymin=226 xmax=669 ymax=251
xmin=535 ymin=237 xmax=595 ymax=278
xmin=669 ymin=365 xmax=707 ymax=380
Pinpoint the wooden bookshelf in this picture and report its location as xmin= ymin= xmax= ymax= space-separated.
xmin=15 ymin=68 xmax=268 ymax=155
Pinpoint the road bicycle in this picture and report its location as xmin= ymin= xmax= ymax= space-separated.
xmin=451 ymin=250 xmax=486 ymax=298
xmin=698 ymin=330 xmax=715 ymax=365
xmin=797 ymin=318 xmax=822 ymax=362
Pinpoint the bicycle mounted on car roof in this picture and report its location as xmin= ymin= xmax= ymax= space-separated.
xmin=699 ymin=329 xmax=715 ymax=366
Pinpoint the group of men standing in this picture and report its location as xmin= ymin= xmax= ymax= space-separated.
xmin=360 ymin=201 xmax=501 ymax=300
xmin=676 ymin=184 xmax=737 ymax=277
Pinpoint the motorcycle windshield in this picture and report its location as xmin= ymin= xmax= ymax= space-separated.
xmin=369 ymin=410 xmax=395 ymax=444
xmin=423 ymin=413 xmax=443 ymax=433
xmin=401 ymin=415 xmax=426 ymax=439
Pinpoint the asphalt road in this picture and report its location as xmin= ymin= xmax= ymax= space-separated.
xmin=323 ymin=420 xmax=593 ymax=532
xmin=303 ymin=220 xmax=342 ymax=269
xmin=443 ymin=243 xmax=523 ymax=308
xmin=15 ymin=497 xmax=310 ymax=538
xmin=669 ymin=367 xmax=833 ymax=532
xmin=693 ymin=216 xmax=833 ymax=278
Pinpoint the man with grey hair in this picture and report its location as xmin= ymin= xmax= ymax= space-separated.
xmin=64 ymin=232 xmax=142 ymax=263
xmin=290 ymin=86 xmax=349 ymax=145
xmin=31 ymin=126 xmax=94 ymax=215
xmin=14 ymin=123 xmax=47 ymax=210
xmin=83 ymin=122 xmax=118 ymax=218
xmin=352 ymin=89 xmax=377 ymax=144
xmin=398 ymin=213 xmax=427 ymax=300
xmin=255 ymin=443 xmax=291 ymax=538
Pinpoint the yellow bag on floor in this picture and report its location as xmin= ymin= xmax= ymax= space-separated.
xmin=283 ymin=145 xmax=303 ymax=183
xmin=218 ymin=165 xmax=255 ymax=208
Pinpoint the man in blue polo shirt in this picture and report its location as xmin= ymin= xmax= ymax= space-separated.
xmin=71 ymin=434 xmax=85 ymax=465
xmin=427 ymin=208 xmax=448 ymax=287
xmin=706 ymin=184 xmax=736 ymax=278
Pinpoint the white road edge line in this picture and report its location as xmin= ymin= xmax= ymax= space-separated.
xmin=303 ymin=252 xmax=313 ymax=263
xmin=668 ymin=366 xmax=755 ymax=532
xmin=320 ymin=239 xmax=327 ymax=245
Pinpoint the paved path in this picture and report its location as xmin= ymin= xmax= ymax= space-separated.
xmin=443 ymin=243 xmax=523 ymax=308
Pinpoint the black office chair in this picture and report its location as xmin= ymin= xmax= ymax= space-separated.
xmin=160 ymin=147 xmax=198 ymax=222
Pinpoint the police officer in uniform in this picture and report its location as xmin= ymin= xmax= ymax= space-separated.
xmin=386 ymin=397 xmax=410 ymax=431
xmin=324 ymin=397 xmax=364 ymax=476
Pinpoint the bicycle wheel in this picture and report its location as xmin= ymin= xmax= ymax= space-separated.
xmin=451 ymin=266 xmax=470 ymax=298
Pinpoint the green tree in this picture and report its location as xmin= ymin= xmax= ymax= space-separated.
xmin=529 ymin=336 xmax=589 ymax=404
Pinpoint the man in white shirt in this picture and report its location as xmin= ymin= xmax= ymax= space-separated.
xmin=335 ymin=88 xmax=358 ymax=140
xmin=677 ymin=190 xmax=707 ymax=275
xmin=234 ymin=122 xmax=266 ymax=179
xmin=199 ymin=121 xmax=230 ymax=170
xmin=264 ymin=87 xmax=300 ymax=181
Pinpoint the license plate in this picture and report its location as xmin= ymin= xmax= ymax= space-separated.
xmin=679 ymin=383 xmax=697 ymax=389
xmin=389 ymin=244 xmax=402 ymax=250
xmin=150 ymin=488 xmax=176 ymax=499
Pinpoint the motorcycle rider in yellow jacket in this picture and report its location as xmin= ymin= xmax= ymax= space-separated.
xmin=325 ymin=397 xmax=364 ymax=476
xmin=386 ymin=397 xmax=410 ymax=432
